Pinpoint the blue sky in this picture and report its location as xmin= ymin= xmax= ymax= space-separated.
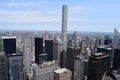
xmin=0 ymin=0 xmax=120 ymax=32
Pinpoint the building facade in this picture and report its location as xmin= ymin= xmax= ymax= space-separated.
xmin=45 ymin=40 xmax=53 ymax=61
xmin=35 ymin=38 xmax=43 ymax=64
xmin=74 ymin=55 xmax=85 ymax=80
xmin=7 ymin=53 xmax=23 ymax=80
xmin=88 ymin=53 xmax=111 ymax=80
xmin=0 ymin=52 xmax=8 ymax=80
xmin=2 ymin=36 xmax=16 ymax=55
xmin=54 ymin=68 xmax=72 ymax=80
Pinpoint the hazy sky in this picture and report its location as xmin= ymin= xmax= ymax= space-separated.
xmin=0 ymin=0 xmax=120 ymax=32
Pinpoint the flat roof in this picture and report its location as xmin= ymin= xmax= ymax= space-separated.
xmin=2 ymin=36 xmax=16 ymax=39
xmin=54 ymin=68 xmax=71 ymax=74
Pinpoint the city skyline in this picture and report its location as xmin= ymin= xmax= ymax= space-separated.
xmin=0 ymin=0 xmax=120 ymax=32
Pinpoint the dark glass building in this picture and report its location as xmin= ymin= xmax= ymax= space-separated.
xmin=35 ymin=38 xmax=43 ymax=64
xmin=113 ymin=49 xmax=120 ymax=70
xmin=67 ymin=47 xmax=80 ymax=79
xmin=45 ymin=40 xmax=53 ymax=61
xmin=3 ymin=37 xmax=16 ymax=55
xmin=60 ymin=50 xmax=67 ymax=68
xmin=97 ymin=46 xmax=113 ymax=66
xmin=88 ymin=53 xmax=111 ymax=80
xmin=104 ymin=35 xmax=112 ymax=45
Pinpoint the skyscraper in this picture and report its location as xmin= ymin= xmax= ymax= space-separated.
xmin=45 ymin=40 xmax=53 ymax=61
xmin=97 ymin=46 xmax=113 ymax=66
xmin=114 ymin=28 xmax=120 ymax=49
xmin=53 ymin=39 xmax=62 ymax=61
xmin=62 ymin=5 xmax=68 ymax=51
xmin=67 ymin=47 xmax=80 ymax=79
xmin=60 ymin=50 xmax=67 ymax=68
xmin=104 ymin=35 xmax=112 ymax=45
xmin=88 ymin=53 xmax=111 ymax=80
xmin=113 ymin=49 xmax=120 ymax=70
xmin=0 ymin=52 xmax=8 ymax=80
xmin=74 ymin=55 xmax=85 ymax=80
xmin=23 ymin=37 xmax=32 ymax=74
xmin=2 ymin=36 xmax=16 ymax=55
xmin=35 ymin=38 xmax=43 ymax=64
xmin=7 ymin=53 xmax=23 ymax=80
xmin=53 ymin=37 xmax=63 ymax=67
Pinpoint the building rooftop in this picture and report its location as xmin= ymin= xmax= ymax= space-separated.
xmin=2 ymin=36 xmax=16 ymax=39
xmin=7 ymin=53 xmax=23 ymax=57
xmin=39 ymin=60 xmax=59 ymax=69
xmin=54 ymin=68 xmax=71 ymax=74
xmin=92 ymin=53 xmax=109 ymax=59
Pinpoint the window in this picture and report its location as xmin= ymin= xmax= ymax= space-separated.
xmin=0 ymin=58 xmax=4 ymax=62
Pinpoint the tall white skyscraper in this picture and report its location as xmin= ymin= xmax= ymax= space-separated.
xmin=62 ymin=5 xmax=68 ymax=51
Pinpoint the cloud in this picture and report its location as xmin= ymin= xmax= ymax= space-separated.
xmin=0 ymin=16 xmax=61 ymax=22
xmin=0 ymin=10 xmax=94 ymax=22
xmin=0 ymin=10 xmax=42 ymax=16
xmin=104 ymin=19 xmax=120 ymax=23
xmin=70 ymin=6 xmax=90 ymax=11
xmin=0 ymin=10 xmax=60 ymax=16
xmin=69 ymin=6 xmax=91 ymax=14
xmin=0 ymin=2 xmax=45 ymax=7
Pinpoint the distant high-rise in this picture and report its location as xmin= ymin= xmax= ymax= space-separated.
xmin=2 ymin=36 xmax=16 ymax=55
xmin=35 ymin=38 xmax=43 ymax=64
xmin=104 ymin=35 xmax=112 ymax=45
xmin=80 ymin=39 xmax=86 ymax=54
xmin=7 ymin=53 xmax=23 ymax=80
xmin=0 ymin=52 xmax=8 ymax=80
xmin=88 ymin=53 xmax=111 ymax=80
xmin=54 ymin=68 xmax=72 ymax=80
xmin=62 ymin=5 xmax=68 ymax=51
xmin=114 ymin=28 xmax=120 ymax=49
xmin=45 ymin=40 xmax=53 ymax=61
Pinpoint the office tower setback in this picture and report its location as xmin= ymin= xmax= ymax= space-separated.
xmin=54 ymin=68 xmax=72 ymax=80
xmin=35 ymin=38 xmax=43 ymax=64
xmin=74 ymin=55 xmax=85 ymax=80
xmin=97 ymin=46 xmax=112 ymax=57
xmin=8 ymin=53 xmax=23 ymax=80
xmin=39 ymin=53 xmax=48 ymax=64
xmin=62 ymin=5 xmax=68 ymax=51
xmin=113 ymin=49 xmax=120 ymax=70
xmin=45 ymin=40 xmax=53 ymax=61
xmin=88 ymin=53 xmax=111 ymax=80
xmin=0 ymin=52 xmax=8 ymax=80
xmin=2 ymin=36 xmax=16 ymax=55
xmin=97 ymin=46 xmax=113 ymax=66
